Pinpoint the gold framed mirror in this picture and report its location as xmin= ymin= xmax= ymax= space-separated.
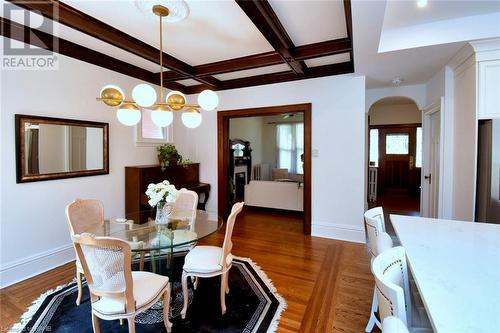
xmin=15 ymin=114 xmax=109 ymax=183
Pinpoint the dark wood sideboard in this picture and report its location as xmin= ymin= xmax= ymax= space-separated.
xmin=125 ymin=163 xmax=210 ymax=224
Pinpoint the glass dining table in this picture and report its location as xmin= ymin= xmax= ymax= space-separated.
xmin=82 ymin=209 xmax=223 ymax=280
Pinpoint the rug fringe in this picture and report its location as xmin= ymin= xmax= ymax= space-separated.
xmin=8 ymin=278 xmax=77 ymax=333
xmin=10 ymin=258 xmax=287 ymax=333
xmin=234 ymin=256 xmax=288 ymax=333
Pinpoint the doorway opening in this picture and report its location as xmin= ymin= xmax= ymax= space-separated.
xmin=367 ymin=97 xmax=422 ymax=231
xmin=218 ymin=104 xmax=312 ymax=235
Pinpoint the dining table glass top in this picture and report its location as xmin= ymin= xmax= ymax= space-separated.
xmin=83 ymin=209 xmax=223 ymax=252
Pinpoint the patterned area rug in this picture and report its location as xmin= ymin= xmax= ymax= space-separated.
xmin=10 ymin=257 xmax=286 ymax=333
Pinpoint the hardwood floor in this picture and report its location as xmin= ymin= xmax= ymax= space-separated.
xmin=0 ymin=208 xmax=376 ymax=332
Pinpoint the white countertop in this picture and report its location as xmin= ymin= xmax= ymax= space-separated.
xmin=390 ymin=215 xmax=500 ymax=333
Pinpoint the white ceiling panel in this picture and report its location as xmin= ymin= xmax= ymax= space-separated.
xmin=176 ymin=78 xmax=200 ymax=86
xmin=3 ymin=1 xmax=163 ymax=72
xmin=269 ymin=0 xmax=347 ymax=46
xmin=61 ymin=0 xmax=275 ymax=66
xmin=214 ymin=63 xmax=291 ymax=81
xmin=305 ymin=52 xmax=350 ymax=67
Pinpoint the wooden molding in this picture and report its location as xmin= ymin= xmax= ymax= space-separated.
xmin=185 ymin=61 xmax=354 ymax=94
xmin=6 ymin=0 xmax=220 ymax=88
xmin=4 ymin=0 xmax=355 ymax=92
xmin=236 ymin=0 xmax=307 ymax=75
xmin=0 ymin=17 xmax=192 ymax=89
xmin=217 ymin=103 xmax=312 ymax=235
xmin=160 ymin=38 xmax=352 ymax=82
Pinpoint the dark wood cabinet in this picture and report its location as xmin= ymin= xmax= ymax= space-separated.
xmin=125 ymin=163 xmax=210 ymax=224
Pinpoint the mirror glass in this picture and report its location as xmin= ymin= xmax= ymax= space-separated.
xmin=24 ymin=123 xmax=104 ymax=174
xmin=16 ymin=115 xmax=109 ymax=182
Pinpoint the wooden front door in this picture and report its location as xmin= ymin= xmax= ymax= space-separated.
xmin=377 ymin=126 xmax=420 ymax=196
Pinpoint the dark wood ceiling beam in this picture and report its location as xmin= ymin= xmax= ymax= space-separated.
xmin=294 ymin=38 xmax=351 ymax=60
xmin=0 ymin=17 xmax=187 ymax=91
xmin=159 ymin=38 xmax=352 ymax=82
xmin=235 ymin=0 xmax=307 ymax=75
xmin=184 ymin=61 xmax=354 ymax=94
xmin=343 ymin=0 xmax=354 ymax=70
xmin=6 ymin=0 xmax=220 ymax=89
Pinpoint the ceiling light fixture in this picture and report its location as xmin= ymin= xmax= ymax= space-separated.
xmin=97 ymin=2 xmax=218 ymax=128
xmin=392 ymin=77 xmax=403 ymax=86
xmin=417 ymin=0 xmax=428 ymax=8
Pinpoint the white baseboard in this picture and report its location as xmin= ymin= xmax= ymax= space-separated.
xmin=0 ymin=244 xmax=75 ymax=289
xmin=312 ymin=221 xmax=366 ymax=244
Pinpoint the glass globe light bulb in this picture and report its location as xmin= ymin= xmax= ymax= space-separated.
xmin=117 ymin=104 xmax=141 ymax=126
xmin=132 ymin=84 xmax=157 ymax=107
xmin=181 ymin=110 xmax=202 ymax=128
xmin=151 ymin=107 xmax=173 ymax=127
xmin=197 ymin=89 xmax=219 ymax=111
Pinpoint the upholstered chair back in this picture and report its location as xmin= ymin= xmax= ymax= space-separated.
xmin=73 ymin=234 xmax=135 ymax=313
xmin=66 ymin=199 xmax=104 ymax=235
xmin=172 ymin=188 xmax=198 ymax=230
xmin=220 ymin=202 xmax=244 ymax=269
xmin=364 ymin=206 xmax=386 ymax=257
xmin=371 ymin=246 xmax=411 ymax=327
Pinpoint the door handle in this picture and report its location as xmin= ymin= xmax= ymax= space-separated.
xmin=424 ymin=174 xmax=432 ymax=184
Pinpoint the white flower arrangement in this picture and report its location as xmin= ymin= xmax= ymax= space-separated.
xmin=145 ymin=180 xmax=179 ymax=207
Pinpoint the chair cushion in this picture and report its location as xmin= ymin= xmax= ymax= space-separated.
xmin=92 ymin=271 xmax=169 ymax=315
xmin=183 ymin=246 xmax=225 ymax=274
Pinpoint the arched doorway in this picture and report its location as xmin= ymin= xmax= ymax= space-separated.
xmin=367 ymin=97 xmax=422 ymax=229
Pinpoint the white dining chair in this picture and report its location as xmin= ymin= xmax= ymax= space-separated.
xmin=364 ymin=206 xmax=393 ymax=332
xmin=180 ymin=202 xmax=244 ymax=318
xmin=383 ymin=316 xmax=410 ymax=333
xmin=73 ymin=233 xmax=172 ymax=333
xmin=66 ymin=198 xmax=104 ymax=306
xmin=371 ymin=246 xmax=432 ymax=333
xmin=169 ymin=188 xmax=199 ymax=254
xmin=172 ymin=188 xmax=198 ymax=231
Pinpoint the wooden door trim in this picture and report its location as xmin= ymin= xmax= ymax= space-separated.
xmin=217 ymin=103 xmax=312 ymax=235
xmin=369 ymin=123 xmax=422 ymax=130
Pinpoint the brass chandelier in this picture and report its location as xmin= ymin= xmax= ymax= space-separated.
xmin=97 ymin=4 xmax=219 ymax=128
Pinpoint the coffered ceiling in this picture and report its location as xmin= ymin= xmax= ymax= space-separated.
xmin=0 ymin=0 xmax=354 ymax=93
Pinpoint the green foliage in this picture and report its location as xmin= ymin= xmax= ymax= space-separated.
xmin=157 ymin=144 xmax=182 ymax=171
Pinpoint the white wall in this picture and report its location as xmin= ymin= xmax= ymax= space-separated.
xmin=0 ymin=51 xmax=158 ymax=287
xmin=451 ymin=51 xmax=477 ymax=220
xmin=369 ymin=103 xmax=421 ymax=125
xmin=173 ymin=75 xmax=367 ymax=243
xmin=366 ymin=84 xmax=427 ymax=111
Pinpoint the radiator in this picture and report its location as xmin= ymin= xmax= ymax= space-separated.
xmin=253 ymin=165 xmax=261 ymax=180
xmin=368 ymin=167 xmax=378 ymax=202
xmin=252 ymin=164 xmax=270 ymax=181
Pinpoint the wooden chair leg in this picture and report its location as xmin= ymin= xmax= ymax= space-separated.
xmin=193 ymin=276 xmax=198 ymax=290
xmin=91 ymin=314 xmax=101 ymax=333
xmin=139 ymin=252 xmax=145 ymax=271
xmin=181 ymin=271 xmax=189 ymax=319
xmin=76 ymin=270 xmax=83 ymax=306
xmin=225 ymin=271 xmax=230 ymax=294
xmin=127 ymin=317 xmax=136 ymax=333
xmin=220 ymin=273 xmax=227 ymax=315
xmin=163 ymin=285 xmax=173 ymax=332
xmin=120 ymin=319 xmax=124 ymax=326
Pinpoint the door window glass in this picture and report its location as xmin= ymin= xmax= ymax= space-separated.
xmin=386 ymin=134 xmax=409 ymax=154
xmin=416 ymin=127 xmax=422 ymax=167
xmin=369 ymin=129 xmax=379 ymax=167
